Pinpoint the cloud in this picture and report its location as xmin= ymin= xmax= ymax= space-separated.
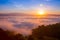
xmin=12 ymin=2 xmax=25 ymax=10
xmin=0 ymin=18 xmax=32 ymax=35
xmin=0 ymin=13 xmax=60 ymax=35
xmin=8 ymin=18 xmax=18 ymax=24
xmin=13 ymin=22 xmax=35 ymax=29
xmin=0 ymin=15 xmax=37 ymax=35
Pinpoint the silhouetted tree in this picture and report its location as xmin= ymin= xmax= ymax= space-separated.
xmin=13 ymin=34 xmax=25 ymax=40
xmin=0 ymin=28 xmax=12 ymax=40
xmin=32 ymin=23 xmax=60 ymax=40
xmin=27 ymin=35 xmax=34 ymax=40
xmin=0 ymin=28 xmax=25 ymax=40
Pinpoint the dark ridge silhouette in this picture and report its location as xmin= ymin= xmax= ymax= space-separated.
xmin=0 ymin=23 xmax=60 ymax=40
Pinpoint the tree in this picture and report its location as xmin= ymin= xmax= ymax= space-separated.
xmin=13 ymin=34 xmax=25 ymax=40
xmin=32 ymin=23 xmax=60 ymax=40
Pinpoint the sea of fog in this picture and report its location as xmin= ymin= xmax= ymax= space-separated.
xmin=0 ymin=15 xmax=60 ymax=35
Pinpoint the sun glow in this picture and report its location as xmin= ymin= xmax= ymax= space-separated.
xmin=38 ymin=10 xmax=45 ymax=15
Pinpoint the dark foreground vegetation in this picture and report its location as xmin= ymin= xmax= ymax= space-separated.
xmin=0 ymin=23 xmax=60 ymax=40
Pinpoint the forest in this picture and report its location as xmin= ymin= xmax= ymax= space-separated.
xmin=0 ymin=23 xmax=60 ymax=40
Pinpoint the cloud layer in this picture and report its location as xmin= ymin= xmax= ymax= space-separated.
xmin=0 ymin=13 xmax=60 ymax=35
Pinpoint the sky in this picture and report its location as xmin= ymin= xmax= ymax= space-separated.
xmin=0 ymin=0 xmax=60 ymax=14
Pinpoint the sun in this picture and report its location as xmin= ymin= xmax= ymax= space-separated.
xmin=39 ymin=11 xmax=44 ymax=15
xmin=38 ymin=10 xmax=45 ymax=15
